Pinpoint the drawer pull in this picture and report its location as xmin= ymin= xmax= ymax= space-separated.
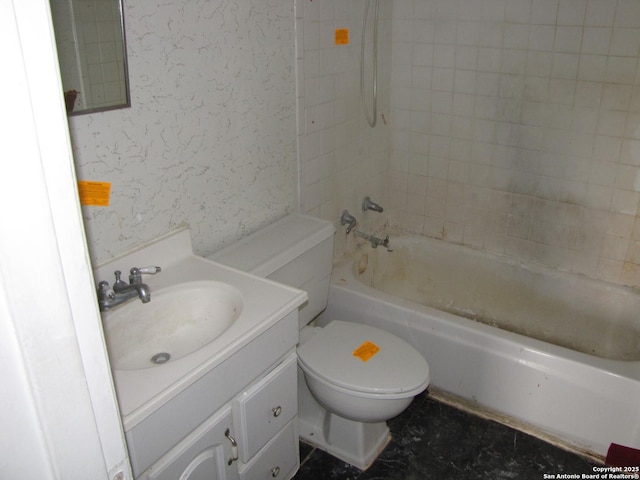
xmin=271 ymin=466 xmax=280 ymax=477
xmin=272 ymin=406 xmax=282 ymax=417
xmin=225 ymin=428 xmax=238 ymax=465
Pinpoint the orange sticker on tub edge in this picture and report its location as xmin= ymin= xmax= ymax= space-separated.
xmin=353 ymin=341 xmax=380 ymax=362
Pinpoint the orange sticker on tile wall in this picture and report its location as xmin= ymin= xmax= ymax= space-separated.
xmin=335 ymin=29 xmax=349 ymax=45
xmin=78 ymin=181 xmax=111 ymax=206
xmin=353 ymin=341 xmax=380 ymax=362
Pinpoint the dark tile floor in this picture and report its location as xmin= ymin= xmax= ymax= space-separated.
xmin=294 ymin=392 xmax=597 ymax=480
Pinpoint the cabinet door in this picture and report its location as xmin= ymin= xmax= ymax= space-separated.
xmin=233 ymin=353 xmax=298 ymax=461
xmin=140 ymin=405 xmax=239 ymax=480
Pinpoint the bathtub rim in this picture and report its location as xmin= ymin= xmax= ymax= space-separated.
xmin=330 ymin=271 xmax=640 ymax=384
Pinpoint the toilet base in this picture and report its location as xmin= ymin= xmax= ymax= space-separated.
xmin=297 ymin=368 xmax=391 ymax=470
xmin=299 ymin=412 xmax=391 ymax=470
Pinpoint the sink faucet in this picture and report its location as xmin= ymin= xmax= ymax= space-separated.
xmin=97 ymin=266 xmax=161 ymax=311
xmin=354 ymin=230 xmax=392 ymax=250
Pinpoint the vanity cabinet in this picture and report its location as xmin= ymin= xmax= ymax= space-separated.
xmin=140 ymin=353 xmax=298 ymax=480
xmin=130 ymin=312 xmax=301 ymax=480
xmin=95 ymin=227 xmax=307 ymax=480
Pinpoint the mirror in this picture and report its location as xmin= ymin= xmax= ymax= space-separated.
xmin=50 ymin=0 xmax=130 ymax=115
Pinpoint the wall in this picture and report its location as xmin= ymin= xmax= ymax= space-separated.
xmin=388 ymin=0 xmax=640 ymax=286
xmin=69 ymin=0 xmax=640 ymax=286
xmin=295 ymin=0 xmax=393 ymax=257
xmin=70 ymin=0 xmax=298 ymax=265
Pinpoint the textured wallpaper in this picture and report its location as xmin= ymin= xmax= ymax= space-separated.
xmin=70 ymin=0 xmax=297 ymax=265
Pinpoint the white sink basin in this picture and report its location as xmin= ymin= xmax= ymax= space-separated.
xmin=102 ymin=281 xmax=243 ymax=370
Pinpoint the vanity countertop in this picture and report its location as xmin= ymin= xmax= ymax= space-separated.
xmin=94 ymin=227 xmax=307 ymax=430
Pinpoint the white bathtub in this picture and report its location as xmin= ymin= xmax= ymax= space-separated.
xmin=319 ymin=234 xmax=640 ymax=459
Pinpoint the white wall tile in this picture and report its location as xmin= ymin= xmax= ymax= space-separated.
xmin=531 ymin=0 xmax=559 ymax=25
xmin=554 ymin=26 xmax=583 ymax=53
xmin=557 ymin=0 xmax=587 ymax=26
xmin=610 ymin=28 xmax=640 ymax=57
xmin=585 ymin=0 xmax=616 ymax=27
xmin=615 ymin=0 xmax=640 ymax=28
xmin=578 ymin=54 xmax=607 ymax=82
xmin=581 ymin=27 xmax=611 ymax=55
xmin=386 ymin=0 xmax=640 ymax=286
xmin=505 ymin=0 xmax=532 ymax=24
xmin=529 ymin=25 xmax=556 ymax=51
xmin=605 ymin=56 xmax=637 ymax=83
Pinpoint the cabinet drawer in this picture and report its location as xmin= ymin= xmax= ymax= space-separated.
xmin=233 ymin=353 xmax=298 ymax=461
xmin=238 ymin=420 xmax=298 ymax=480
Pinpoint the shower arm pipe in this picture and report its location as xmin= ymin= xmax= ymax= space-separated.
xmin=361 ymin=0 xmax=379 ymax=128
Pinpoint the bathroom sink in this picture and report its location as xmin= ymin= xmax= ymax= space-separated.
xmin=102 ymin=281 xmax=243 ymax=370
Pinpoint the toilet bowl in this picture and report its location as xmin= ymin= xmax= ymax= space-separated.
xmin=295 ymin=320 xmax=429 ymax=468
xmin=298 ymin=320 xmax=429 ymax=423
xmin=210 ymin=213 xmax=430 ymax=469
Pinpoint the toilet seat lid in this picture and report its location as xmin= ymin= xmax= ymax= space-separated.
xmin=297 ymin=321 xmax=430 ymax=396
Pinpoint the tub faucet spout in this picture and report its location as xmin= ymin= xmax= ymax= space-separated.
xmin=355 ymin=230 xmax=391 ymax=250
xmin=341 ymin=210 xmax=357 ymax=234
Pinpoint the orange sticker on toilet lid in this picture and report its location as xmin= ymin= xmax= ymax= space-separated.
xmin=353 ymin=341 xmax=380 ymax=362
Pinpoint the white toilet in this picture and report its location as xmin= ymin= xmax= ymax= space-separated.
xmin=210 ymin=213 xmax=430 ymax=469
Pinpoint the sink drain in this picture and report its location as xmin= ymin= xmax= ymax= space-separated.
xmin=151 ymin=352 xmax=171 ymax=365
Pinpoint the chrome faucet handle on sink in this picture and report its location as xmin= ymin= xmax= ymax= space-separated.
xmin=97 ymin=281 xmax=115 ymax=300
xmin=113 ymin=266 xmax=161 ymax=292
xmin=128 ymin=265 xmax=162 ymax=284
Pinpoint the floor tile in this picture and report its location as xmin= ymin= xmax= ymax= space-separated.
xmin=294 ymin=393 xmax=596 ymax=480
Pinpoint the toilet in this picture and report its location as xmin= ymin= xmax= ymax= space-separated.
xmin=210 ymin=213 xmax=430 ymax=469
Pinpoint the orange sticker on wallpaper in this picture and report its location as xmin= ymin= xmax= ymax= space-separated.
xmin=335 ymin=29 xmax=349 ymax=45
xmin=78 ymin=181 xmax=111 ymax=206
xmin=353 ymin=341 xmax=380 ymax=362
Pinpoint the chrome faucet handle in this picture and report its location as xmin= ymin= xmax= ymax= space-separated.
xmin=129 ymin=266 xmax=161 ymax=284
xmin=340 ymin=210 xmax=357 ymax=234
xmin=97 ymin=281 xmax=115 ymax=300
xmin=112 ymin=270 xmax=128 ymax=291
xmin=362 ymin=196 xmax=384 ymax=213
xmin=137 ymin=266 xmax=162 ymax=274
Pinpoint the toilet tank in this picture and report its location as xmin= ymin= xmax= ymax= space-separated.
xmin=209 ymin=214 xmax=335 ymax=329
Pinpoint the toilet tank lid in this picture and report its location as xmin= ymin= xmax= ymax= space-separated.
xmin=209 ymin=213 xmax=335 ymax=277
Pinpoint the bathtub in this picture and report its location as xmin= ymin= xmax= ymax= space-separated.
xmin=318 ymin=234 xmax=640 ymax=459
